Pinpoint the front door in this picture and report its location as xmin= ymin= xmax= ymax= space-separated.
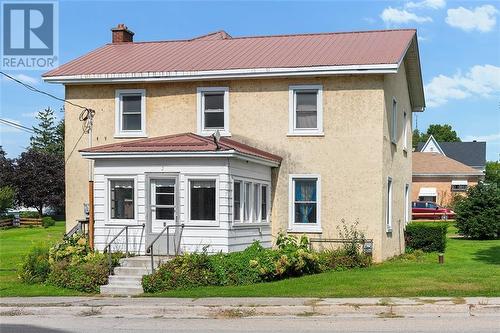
xmin=148 ymin=177 xmax=178 ymax=254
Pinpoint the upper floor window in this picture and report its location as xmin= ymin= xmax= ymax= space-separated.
xmin=391 ymin=97 xmax=397 ymax=144
xmin=288 ymin=85 xmax=323 ymax=136
xmin=115 ymin=89 xmax=146 ymax=137
xmin=197 ymin=87 xmax=230 ymax=136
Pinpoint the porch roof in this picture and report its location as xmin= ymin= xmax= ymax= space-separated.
xmin=79 ymin=132 xmax=282 ymax=165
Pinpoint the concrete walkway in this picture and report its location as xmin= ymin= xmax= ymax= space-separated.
xmin=1 ymin=296 xmax=499 ymax=319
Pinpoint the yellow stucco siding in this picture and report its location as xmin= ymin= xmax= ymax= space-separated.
xmin=381 ymin=62 xmax=413 ymax=260
xmin=64 ymin=71 xmax=411 ymax=262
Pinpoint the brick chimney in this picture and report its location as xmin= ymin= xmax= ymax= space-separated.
xmin=111 ymin=24 xmax=134 ymax=43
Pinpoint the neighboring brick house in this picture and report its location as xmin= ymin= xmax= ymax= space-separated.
xmin=43 ymin=25 xmax=426 ymax=262
xmin=412 ymin=152 xmax=484 ymax=206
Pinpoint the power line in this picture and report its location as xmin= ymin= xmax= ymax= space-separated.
xmin=0 ymin=71 xmax=89 ymax=110
xmin=0 ymin=117 xmax=34 ymax=133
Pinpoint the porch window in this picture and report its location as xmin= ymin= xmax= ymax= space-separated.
xmin=243 ymin=182 xmax=251 ymax=222
xmin=110 ymin=180 xmax=134 ymax=220
xmin=261 ymin=185 xmax=268 ymax=222
xmin=288 ymin=85 xmax=323 ymax=135
xmin=197 ymin=87 xmax=230 ymax=136
xmin=190 ymin=180 xmax=216 ymax=221
xmin=233 ymin=181 xmax=241 ymax=221
xmin=253 ymin=183 xmax=260 ymax=222
xmin=115 ymin=89 xmax=146 ymax=137
xmin=289 ymin=175 xmax=321 ymax=232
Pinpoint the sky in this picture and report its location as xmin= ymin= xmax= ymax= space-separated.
xmin=1 ymin=0 xmax=499 ymax=161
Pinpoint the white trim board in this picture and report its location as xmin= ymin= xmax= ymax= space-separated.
xmin=43 ymin=64 xmax=400 ymax=84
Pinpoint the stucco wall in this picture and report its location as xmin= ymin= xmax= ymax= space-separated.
xmin=412 ymin=176 xmax=480 ymax=206
xmin=64 ymin=72 xmax=410 ymax=261
xmin=380 ymin=62 xmax=413 ymax=260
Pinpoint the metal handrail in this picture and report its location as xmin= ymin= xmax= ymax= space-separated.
xmin=104 ymin=224 xmax=145 ymax=274
xmin=146 ymin=224 xmax=184 ymax=273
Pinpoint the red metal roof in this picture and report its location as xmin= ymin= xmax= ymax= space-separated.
xmin=80 ymin=133 xmax=282 ymax=163
xmin=44 ymin=29 xmax=416 ymax=77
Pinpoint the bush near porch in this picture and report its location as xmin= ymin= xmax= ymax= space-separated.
xmin=142 ymin=232 xmax=371 ymax=293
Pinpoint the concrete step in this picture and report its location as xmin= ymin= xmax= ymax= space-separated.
xmin=113 ymin=266 xmax=151 ymax=276
xmin=108 ymin=275 xmax=143 ymax=285
xmin=100 ymin=284 xmax=143 ymax=296
xmin=119 ymin=256 xmax=167 ymax=268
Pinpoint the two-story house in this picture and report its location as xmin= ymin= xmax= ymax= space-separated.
xmin=43 ymin=25 xmax=425 ymax=262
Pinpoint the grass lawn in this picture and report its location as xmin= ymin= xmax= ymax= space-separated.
xmin=147 ymin=225 xmax=500 ymax=298
xmin=0 ymin=222 xmax=83 ymax=297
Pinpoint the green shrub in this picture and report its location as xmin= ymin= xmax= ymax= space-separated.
xmin=18 ymin=245 xmax=51 ymax=284
xmin=0 ymin=186 xmax=14 ymax=214
xmin=405 ymin=222 xmax=448 ymax=252
xmin=319 ymin=249 xmax=372 ymax=271
xmin=49 ymin=233 xmax=91 ymax=264
xmin=455 ymin=183 xmax=500 ymax=239
xmin=47 ymin=252 xmax=109 ymax=293
xmin=42 ymin=216 xmax=55 ymax=228
xmin=19 ymin=211 xmax=40 ymax=218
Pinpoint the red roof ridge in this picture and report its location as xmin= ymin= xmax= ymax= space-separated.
xmin=97 ymin=28 xmax=416 ymax=46
xmin=190 ymin=30 xmax=232 ymax=41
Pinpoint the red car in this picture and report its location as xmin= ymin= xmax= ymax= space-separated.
xmin=412 ymin=201 xmax=455 ymax=220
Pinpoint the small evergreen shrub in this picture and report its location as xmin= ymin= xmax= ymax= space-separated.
xmin=42 ymin=216 xmax=55 ymax=228
xmin=455 ymin=183 xmax=500 ymax=239
xmin=405 ymin=222 xmax=448 ymax=252
xmin=18 ymin=245 xmax=51 ymax=284
xmin=19 ymin=211 xmax=40 ymax=218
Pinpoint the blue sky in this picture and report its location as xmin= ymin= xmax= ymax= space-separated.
xmin=1 ymin=0 xmax=499 ymax=160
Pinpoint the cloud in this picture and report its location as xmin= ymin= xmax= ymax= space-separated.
xmin=381 ymin=7 xmax=432 ymax=24
xmin=1 ymin=73 xmax=39 ymax=85
xmin=406 ymin=0 xmax=446 ymax=10
xmin=445 ymin=5 xmax=498 ymax=32
xmin=425 ymin=64 xmax=500 ymax=107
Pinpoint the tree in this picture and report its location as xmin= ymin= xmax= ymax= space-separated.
xmin=455 ymin=182 xmax=500 ymax=239
xmin=0 ymin=186 xmax=15 ymax=214
xmin=484 ymin=161 xmax=499 ymax=187
xmin=30 ymin=108 xmax=62 ymax=155
xmin=414 ymin=124 xmax=461 ymax=146
xmin=14 ymin=149 xmax=64 ymax=217
xmin=0 ymin=146 xmax=14 ymax=188
xmin=412 ymin=129 xmax=421 ymax=149
xmin=54 ymin=118 xmax=65 ymax=157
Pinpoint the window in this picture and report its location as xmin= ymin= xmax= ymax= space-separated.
xmin=451 ymin=180 xmax=468 ymax=192
xmin=253 ymin=184 xmax=260 ymax=222
xmin=233 ymin=181 xmax=241 ymax=222
xmin=391 ymin=98 xmax=397 ymax=144
xmin=197 ymin=87 xmax=229 ymax=135
xmin=403 ymin=110 xmax=408 ymax=150
xmin=289 ymin=175 xmax=321 ymax=232
xmin=288 ymin=85 xmax=323 ymax=135
xmin=190 ymin=180 xmax=216 ymax=221
xmin=244 ymin=182 xmax=251 ymax=222
xmin=261 ymin=185 xmax=268 ymax=222
xmin=154 ymin=180 xmax=175 ymax=221
xmin=386 ymin=177 xmax=393 ymax=232
xmin=110 ymin=180 xmax=134 ymax=220
xmin=115 ymin=89 xmax=146 ymax=137
xmin=404 ymin=184 xmax=410 ymax=225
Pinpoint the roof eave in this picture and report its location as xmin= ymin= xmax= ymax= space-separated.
xmin=413 ymin=173 xmax=484 ymax=177
xmin=80 ymin=150 xmax=281 ymax=167
xmin=42 ymin=64 xmax=399 ymax=84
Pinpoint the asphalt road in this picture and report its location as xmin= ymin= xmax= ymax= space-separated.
xmin=1 ymin=316 xmax=499 ymax=333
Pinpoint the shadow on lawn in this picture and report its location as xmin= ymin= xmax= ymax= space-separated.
xmin=473 ymin=246 xmax=500 ymax=265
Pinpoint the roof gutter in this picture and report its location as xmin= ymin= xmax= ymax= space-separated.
xmin=80 ymin=150 xmax=281 ymax=167
xmin=43 ymin=63 xmax=399 ymax=84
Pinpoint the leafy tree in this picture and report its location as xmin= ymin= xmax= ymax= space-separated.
xmin=30 ymin=108 xmax=62 ymax=155
xmin=412 ymin=129 xmax=421 ymax=149
xmin=414 ymin=124 xmax=461 ymax=146
xmin=0 ymin=186 xmax=15 ymax=214
xmin=0 ymin=146 xmax=14 ymax=188
xmin=484 ymin=161 xmax=499 ymax=187
xmin=14 ymin=149 xmax=64 ymax=217
xmin=455 ymin=182 xmax=500 ymax=239
xmin=54 ymin=118 xmax=65 ymax=157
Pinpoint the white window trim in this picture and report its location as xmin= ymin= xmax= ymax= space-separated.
xmin=404 ymin=183 xmax=410 ymax=225
xmin=197 ymin=87 xmax=230 ymax=136
xmin=232 ymin=177 xmax=271 ymax=226
xmin=288 ymin=85 xmax=324 ymax=136
xmin=186 ymin=176 xmax=220 ymax=226
xmin=288 ymin=174 xmax=322 ymax=233
xmin=114 ymin=89 xmax=147 ymax=138
xmin=386 ymin=177 xmax=393 ymax=232
xmin=391 ymin=97 xmax=397 ymax=144
xmin=403 ymin=109 xmax=408 ymax=151
xmin=106 ymin=176 xmax=138 ymax=225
